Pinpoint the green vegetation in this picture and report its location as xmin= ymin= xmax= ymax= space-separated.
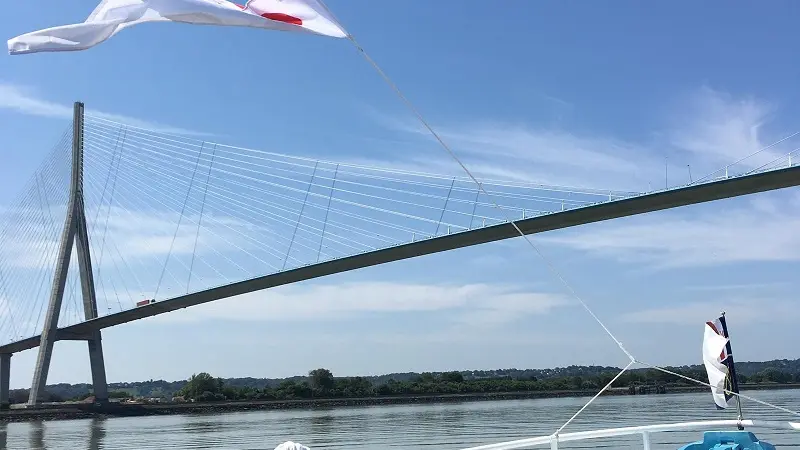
xmin=169 ymin=365 xmax=800 ymax=402
xmin=8 ymin=359 xmax=800 ymax=404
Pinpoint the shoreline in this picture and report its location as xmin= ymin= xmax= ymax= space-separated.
xmin=2 ymin=383 xmax=798 ymax=423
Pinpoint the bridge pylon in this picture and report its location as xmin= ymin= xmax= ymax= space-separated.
xmin=27 ymin=102 xmax=109 ymax=405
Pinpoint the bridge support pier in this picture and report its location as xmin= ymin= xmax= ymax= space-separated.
xmin=0 ymin=353 xmax=10 ymax=410
xmin=28 ymin=102 xmax=109 ymax=405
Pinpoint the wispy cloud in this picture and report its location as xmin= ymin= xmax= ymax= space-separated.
xmin=667 ymin=86 xmax=784 ymax=167
xmin=538 ymin=193 xmax=800 ymax=268
xmin=682 ymin=282 xmax=792 ymax=292
xmin=352 ymin=87 xmax=800 ymax=270
xmin=621 ymin=297 xmax=800 ymax=326
xmin=0 ymin=81 xmax=211 ymax=136
xmin=359 ymin=87 xmax=798 ymax=192
xmin=146 ymin=281 xmax=571 ymax=327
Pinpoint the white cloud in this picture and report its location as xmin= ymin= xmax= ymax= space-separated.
xmin=362 ymin=87 xmax=798 ymax=192
xmin=0 ymin=206 xmax=262 ymax=270
xmin=354 ymin=87 xmax=800 ymax=269
xmin=0 ymin=81 xmax=210 ymax=136
xmin=668 ymin=86 xmax=784 ymax=168
xmin=621 ymin=297 xmax=799 ymax=326
xmin=682 ymin=282 xmax=792 ymax=292
xmin=538 ymin=193 xmax=800 ymax=268
xmin=145 ymin=281 xmax=571 ymax=326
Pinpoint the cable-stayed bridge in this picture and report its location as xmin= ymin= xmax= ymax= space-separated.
xmin=0 ymin=103 xmax=798 ymax=408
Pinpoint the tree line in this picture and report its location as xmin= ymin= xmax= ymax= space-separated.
xmin=8 ymin=359 xmax=799 ymax=404
xmin=170 ymin=366 xmax=800 ymax=403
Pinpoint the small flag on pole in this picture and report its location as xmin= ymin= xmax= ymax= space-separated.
xmin=8 ymin=0 xmax=347 ymax=55
xmin=702 ymin=314 xmax=741 ymax=411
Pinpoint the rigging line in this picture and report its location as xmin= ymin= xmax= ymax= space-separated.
xmin=87 ymin=137 xmax=474 ymax=233
xmin=88 ymin=125 xmax=127 ymax=315
xmin=86 ymin=129 xmax=508 ymax=225
xmin=188 ymin=143 xmax=217 ymax=294
xmin=81 ymin=178 xmax=143 ymax=306
xmin=36 ymin=169 xmax=60 ymax=328
xmin=0 ymin=133 xmax=69 ymax=248
xmin=83 ymin=158 xmax=268 ymax=277
xmin=81 ymin=161 xmax=282 ymax=278
xmin=319 ymin=0 xmax=634 ymax=362
xmin=0 ymin=153 xmax=67 ymax=338
xmin=688 ymin=131 xmax=800 ymax=186
xmin=87 ymin=143 xmax=371 ymax=256
xmin=84 ymin=152 xmax=313 ymax=267
xmin=0 ymin=168 xmax=60 ymax=338
xmin=31 ymin=172 xmax=61 ymax=337
xmin=746 ymin=146 xmax=800 ymax=174
xmin=86 ymin=116 xmax=638 ymax=197
xmin=0 ymin=176 xmax=63 ymax=282
xmin=318 ymin=164 xmax=338 ymax=263
xmin=99 ymin=128 xmax=579 ymax=221
xmin=283 ymin=161 xmax=318 ymax=271
xmin=64 ymin=261 xmax=80 ymax=327
xmin=435 ymin=177 xmax=456 ymax=236
xmin=82 ymin=173 xmax=154 ymax=296
xmin=637 ymin=360 xmax=800 ymax=418
xmin=555 ymin=360 xmax=635 ymax=435
xmin=86 ymin=124 xmax=604 ymax=210
xmin=82 ymin=169 xmax=188 ymax=296
xmin=84 ymin=182 xmax=242 ymax=285
xmin=153 ymin=140 xmax=205 ymax=301
xmin=86 ymin=142 xmax=430 ymax=250
xmin=87 ymin=141 xmax=428 ymax=244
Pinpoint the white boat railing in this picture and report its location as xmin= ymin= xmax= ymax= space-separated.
xmin=459 ymin=419 xmax=800 ymax=450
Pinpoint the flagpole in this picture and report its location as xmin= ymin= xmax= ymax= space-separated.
xmin=719 ymin=311 xmax=744 ymax=426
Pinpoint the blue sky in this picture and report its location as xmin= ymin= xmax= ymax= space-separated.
xmin=1 ymin=0 xmax=800 ymax=388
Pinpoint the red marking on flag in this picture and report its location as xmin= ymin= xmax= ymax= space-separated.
xmin=231 ymin=3 xmax=303 ymax=26
xmin=259 ymin=12 xmax=303 ymax=25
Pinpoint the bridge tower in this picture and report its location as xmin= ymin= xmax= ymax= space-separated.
xmin=27 ymin=102 xmax=109 ymax=405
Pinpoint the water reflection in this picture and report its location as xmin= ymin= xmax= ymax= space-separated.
xmin=0 ymin=422 xmax=7 ymax=450
xmin=29 ymin=421 xmax=45 ymax=450
xmin=0 ymin=390 xmax=796 ymax=449
xmin=309 ymin=410 xmax=335 ymax=435
xmin=87 ymin=418 xmax=106 ymax=450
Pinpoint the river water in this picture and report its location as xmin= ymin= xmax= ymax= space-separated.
xmin=1 ymin=389 xmax=797 ymax=449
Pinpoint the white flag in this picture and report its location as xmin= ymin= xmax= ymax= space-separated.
xmin=8 ymin=0 xmax=347 ymax=55
xmin=702 ymin=320 xmax=736 ymax=409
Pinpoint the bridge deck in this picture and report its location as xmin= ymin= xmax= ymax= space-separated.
xmin=1 ymin=164 xmax=799 ymax=354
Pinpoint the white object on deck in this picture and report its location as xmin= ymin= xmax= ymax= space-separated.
xmin=274 ymin=442 xmax=310 ymax=450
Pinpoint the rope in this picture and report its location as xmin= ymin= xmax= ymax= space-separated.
xmin=317 ymin=0 xmax=635 ymax=367
xmin=637 ymin=360 xmax=800 ymax=417
xmin=314 ymin=0 xmax=800 ymax=431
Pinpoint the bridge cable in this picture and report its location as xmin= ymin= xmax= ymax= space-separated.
xmin=87 ymin=125 xmax=128 ymax=316
xmin=187 ymin=143 xmax=217 ymax=293
xmin=85 ymin=122 xmax=597 ymax=218
xmin=0 ymin=129 xmax=70 ymax=340
xmin=84 ymin=142 xmax=250 ymax=288
xmin=153 ymin=142 xmax=205 ymax=300
xmin=689 ymin=131 xmax=800 ymax=186
xmin=86 ymin=115 xmax=634 ymax=198
xmin=318 ymin=0 xmax=634 ymax=361
xmin=83 ymin=152 xmax=260 ymax=281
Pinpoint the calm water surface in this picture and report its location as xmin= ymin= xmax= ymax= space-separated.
xmin=1 ymin=389 xmax=797 ymax=449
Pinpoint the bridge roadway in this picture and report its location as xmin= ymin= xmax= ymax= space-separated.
xmin=2 ymin=165 xmax=799 ymax=354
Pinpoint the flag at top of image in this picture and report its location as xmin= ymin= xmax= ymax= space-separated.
xmin=8 ymin=0 xmax=347 ymax=55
